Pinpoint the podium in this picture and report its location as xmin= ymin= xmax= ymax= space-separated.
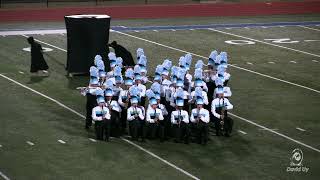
xmin=64 ymin=14 xmax=111 ymax=76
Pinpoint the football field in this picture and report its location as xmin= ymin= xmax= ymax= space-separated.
xmin=0 ymin=15 xmax=319 ymax=180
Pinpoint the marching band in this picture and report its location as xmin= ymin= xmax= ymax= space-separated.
xmin=81 ymin=48 xmax=234 ymax=145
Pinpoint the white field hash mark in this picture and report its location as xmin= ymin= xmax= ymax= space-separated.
xmin=26 ymin=141 xmax=35 ymax=146
xmin=296 ymin=127 xmax=306 ymax=132
xmin=238 ymin=130 xmax=247 ymax=135
xmin=268 ymin=61 xmax=275 ymax=64
xmin=312 ymin=60 xmax=319 ymax=62
xmin=58 ymin=140 xmax=66 ymax=144
xmin=246 ymin=62 xmax=253 ymax=65
xmin=89 ymin=138 xmax=97 ymax=142
xmin=9 ymin=34 xmax=320 ymax=154
xmin=290 ymin=61 xmax=297 ymax=64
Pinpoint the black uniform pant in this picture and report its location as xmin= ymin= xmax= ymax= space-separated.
xmin=110 ymin=110 xmax=121 ymax=137
xmin=172 ymin=122 xmax=190 ymax=144
xmin=214 ymin=116 xmax=233 ymax=136
xmin=120 ymin=107 xmax=128 ymax=135
xmin=103 ymin=119 xmax=111 ymax=141
xmin=138 ymin=120 xmax=147 ymax=141
xmin=86 ymin=94 xmax=97 ymax=128
xmin=94 ymin=121 xmax=104 ymax=140
xmin=146 ymin=122 xmax=157 ymax=139
xmin=129 ymin=119 xmax=139 ymax=140
xmin=197 ymin=121 xmax=209 ymax=144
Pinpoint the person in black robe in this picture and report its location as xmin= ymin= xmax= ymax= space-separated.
xmin=108 ymin=41 xmax=135 ymax=67
xmin=27 ymin=37 xmax=49 ymax=74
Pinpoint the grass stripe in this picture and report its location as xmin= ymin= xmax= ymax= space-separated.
xmin=229 ymin=113 xmax=320 ymax=153
xmin=0 ymin=73 xmax=200 ymax=180
xmin=114 ymin=31 xmax=320 ymax=94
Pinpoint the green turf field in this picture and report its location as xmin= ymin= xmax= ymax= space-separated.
xmin=0 ymin=15 xmax=320 ymax=180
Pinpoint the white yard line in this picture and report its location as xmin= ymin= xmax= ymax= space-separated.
xmin=0 ymin=171 xmax=10 ymax=180
xmin=0 ymin=29 xmax=66 ymax=36
xmin=113 ymin=31 xmax=320 ymax=94
xmin=26 ymin=141 xmax=35 ymax=146
xmin=58 ymin=140 xmax=66 ymax=144
xmin=153 ymin=30 xmax=159 ymax=32
xmin=296 ymin=127 xmax=306 ymax=132
xmin=208 ymin=28 xmax=320 ymax=58
xmin=21 ymin=35 xmax=67 ymax=52
xmin=259 ymin=128 xmax=278 ymax=131
xmin=1 ymin=73 xmax=319 ymax=154
xmin=229 ymin=113 xmax=320 ymax=153
xmin=312 ymin=60 xmax=319 ymax=63
xmin=298 ymin=25 xmax=320 ymax=32
xmin=122 ymin=138 xmax=200 ymax=180
xmin=238 ymin=130 xmax=247 ymax=135
xmin=0 ymin=74 xmax=199 ymax=180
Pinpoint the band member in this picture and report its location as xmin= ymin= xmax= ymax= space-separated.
xmin=105 ymin=80 xmax=122 ymax=138
xmin=190 ymin=94 xmax=210 ymax=145
xmin=211 ymin=87 xmax=234 ymax=137
xmin=118 ymin=68 xmax=134 ymax=134
xmin=133 ymin=65 xmax=146 ymax=107
xmin=112 ymin=66 xmax=123 ymax=101
xmin=183 ymin=54 xmax=193 ymax=84
xmin=136 ymin=48 xmax=144 ymax=61
xmin=154 ymin=65 xmax=163 ymax=83
xmin=85 ymin=66 xmax=100 ymax=129
xmin=171 ymin=88 xmax=190 ymax=144
xmin=127 ymin=95 xmax=145 ymax=141
xmin=92 ymin=96 xmax=111 ymax=141
xmin=170 ymin=68 xmax=190 ymax=112
xmin=161 ymin=60 xmax=172 ymax=103
xmin=137 ymin=55 xmax=148 ymax=84
xmin=214 ymin=77 xmax=232 ymax=98
xmin=191 ymin=67 xmax=208 ymax=92
xmin=215 ymin=65 xmax=231 ymax=87
xmin=189 ymin=87 xmax=209 ymax=109
xmin=107 ymin=52 xmax=117 ymax=77
xmin=108 ymin=41 xmax=135 ymax=67
xmin=146 ymin=94 xmax=164 ymax=140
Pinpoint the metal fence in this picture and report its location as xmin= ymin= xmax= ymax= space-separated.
xmin=0 ymin=0 xmax=203 ymax=8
